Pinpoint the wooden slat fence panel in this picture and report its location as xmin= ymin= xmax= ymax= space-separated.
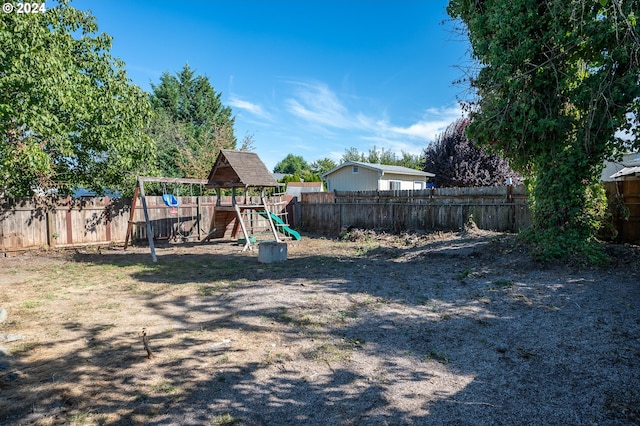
xmin=604 ymin=180 xmax=640 ymax=243
xmin=0 ymin=194 xmax=299 ymax=252
xmin=0 ymin=196 xmax=216 ymax=251
xmin=2 ymin=182 xmax=638 ymax=251
xmin=301 ymin=185 xmax=532 ymax=234
xmin=0 ymin=199 xmax=48 ymax=250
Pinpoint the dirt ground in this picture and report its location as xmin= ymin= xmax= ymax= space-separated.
xmin=1 ymin=229 xmax=639 ymax=425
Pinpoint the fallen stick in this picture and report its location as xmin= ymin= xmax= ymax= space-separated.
xmin=141 ymin=328 xmax=155 ymax=359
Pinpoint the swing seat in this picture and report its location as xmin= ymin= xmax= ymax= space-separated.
xmin=162 ymin=194 xmax=179 ymax=208
xmin=162 ymin=194 xmax=179 ymax=214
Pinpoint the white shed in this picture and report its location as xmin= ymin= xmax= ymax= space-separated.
xmin=321 ymin=161 xmax=435 ymax=192
xmin=285 ymin=181 xmax=324 ymax=199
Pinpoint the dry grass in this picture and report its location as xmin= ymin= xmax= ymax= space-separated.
xmin=1 ymin=231 xmax=639 ymax=425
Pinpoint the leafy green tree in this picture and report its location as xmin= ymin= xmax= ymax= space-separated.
xmin=310 ymin=157 xmax=337 ymax=176
xmin=398 ymin=151 xmax=423 ymax=170
xmin=149 ymin=64 xmax=235 ymax=178
xmin=274 ymin=154 xmax=323 ymax=183
xmin=448 ymin=0 xmax=640 ymax=262
xmin=273 ymin=154 xmax=309 ymax=175
xmin=341 ymin=146 xmax=422 ymax=170
xmin=341 ymin=147 xmax=366 ymax=163
xmin=423 ymin=118 xmax=520 ymax=187
xmin=0 ymin=1 xmax=154 ymax=197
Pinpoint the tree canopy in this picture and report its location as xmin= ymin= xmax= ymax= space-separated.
xmin=341 ymin=146 xmax=422 ymax=169
xmin=148 ymin=64 xmax=236 ymax=179
xmin=423 ymin=118 xmax=520 ymax=187
xmin=0 ymin=1 xmax=154 ymax=197
xmin=310 ymin=157 xmax=337 ymax=176
xmin=273 ymin=154 xmax=309 ymax=175
xmin=448 ymin=0 xmax=640 ymax=262
xmin=273 ymin=154 xmax=321 ymax=182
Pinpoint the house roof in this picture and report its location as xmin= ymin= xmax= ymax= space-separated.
xmin=272 ymin=173 xmax=288 ymax=181
xmin=610 ymin=166 xmax=640 ymax=179
xmin=287 ymin=182 xmax=323 ymax=187
xmin=206 ymin=150 xmax=278 ymax=188
xmin=321 ymin=161 xmax=435 ymax=178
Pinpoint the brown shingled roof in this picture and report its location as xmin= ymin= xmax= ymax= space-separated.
xmin=206 ymin=150 xmax=278 ymax=188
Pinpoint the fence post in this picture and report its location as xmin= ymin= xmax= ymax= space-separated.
xmin=104 ymin=197 xmax=112 ymax=242
xmin=507 ymin=184 xmax=515 ymax=232
xmin=196 ymin=195 xmax=201 ymax=240
xmin=65 ymin=196 xmax=73 ymax=245
xmin=46 ymin=208 xmax=56 ymax=248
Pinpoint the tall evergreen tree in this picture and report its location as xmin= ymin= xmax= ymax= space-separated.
xmin=148 ymin=64 xmax=236 ymax=178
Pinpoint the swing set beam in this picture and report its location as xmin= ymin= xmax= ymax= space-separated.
xmin=124 ymin=176 xmax=208 ymax=262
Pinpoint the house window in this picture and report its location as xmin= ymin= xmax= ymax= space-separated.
xmin=414 ymin=181 xmax=424 ymax=190
xmin=389 ymin=180 xmax=401 ymax=190
xmin=352 ymin=166 xmax=359 ymax=174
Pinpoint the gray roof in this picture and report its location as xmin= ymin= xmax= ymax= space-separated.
xmin=610 ymin=166 xmax=640 ymax=179
xmin=207 ymin=150 xmax=279 ymax=188
xmin=321 ymin=161 xmax=435 ymax=178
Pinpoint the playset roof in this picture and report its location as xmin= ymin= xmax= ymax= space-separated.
xmin=206 ymin=150 xmax=278 ymax=188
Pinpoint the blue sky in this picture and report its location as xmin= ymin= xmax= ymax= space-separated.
xmin=71 ymin=0 xmax=471 ymax=171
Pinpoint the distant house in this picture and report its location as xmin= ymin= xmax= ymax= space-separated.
xmin=285 ymin=181 xmax=324 ymax=199
xmin=321 ymin=161 xmax=435 ymax=192
xmin=602 ymin=152 xmax=640 ymax=181
xmin=272 ymin=173 xmax=288 ymax=182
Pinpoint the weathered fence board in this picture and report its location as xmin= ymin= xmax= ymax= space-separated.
xmin=604 ymin=180 xmax=640 ymax=243
xmin=301 ymin=185 xmax=532 ymax=234
xmin=301 ymin=183 xmax=639 ymax=242
xmin=2 ymin=182 xmax=638 ymax=252
xmin=0 ymin=195 xmax=296 ymax=252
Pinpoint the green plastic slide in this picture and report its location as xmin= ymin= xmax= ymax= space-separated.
xmin=258 ymin=210 xmax=301 ymax=240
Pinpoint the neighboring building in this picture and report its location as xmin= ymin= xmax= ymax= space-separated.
xmin=285 ymin=181 xmax=324 ymax=199
xmin=602 ymin=152 xmax=640 ymax=181
xmin=321 ymin=161 xmax=435 ymax=192
xmin=272 ymin=173 xmax=288 ymax=182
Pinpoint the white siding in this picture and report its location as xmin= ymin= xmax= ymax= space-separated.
xmin=379 ymin=173 xmax=426 ymax=190
xmin=326 ymin=166 xmax=379 ymax=191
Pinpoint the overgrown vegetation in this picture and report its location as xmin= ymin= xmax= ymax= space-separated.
xmin=448 ymin=0 xmax=640 ymax=263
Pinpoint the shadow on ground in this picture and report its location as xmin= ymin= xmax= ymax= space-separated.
xmin=1 ymin=234 xmax=639 ymax=425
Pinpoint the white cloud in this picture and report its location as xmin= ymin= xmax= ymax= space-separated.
xmin=284 ymin=80 xmax=353 ymax=129
xmin=236 ymin=79 xmax=466 ymax=164
xmin=388 ymin=107 xmax=464 ymax=141
xmin=284 ymin=81 xmax=463 ymax=144
xmin=228 ymin=96 xmax=272 ymax=120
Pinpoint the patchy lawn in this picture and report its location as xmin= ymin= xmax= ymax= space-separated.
xmin=1 ymin=230 xmax=639 ymax=425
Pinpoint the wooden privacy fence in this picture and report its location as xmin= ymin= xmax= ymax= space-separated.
xmin=300 ymin=185 xmax=532 ymax=234
xmin=0 ymin=195 xmax=297 ymax=253
xmin=0 ymin=196 xmax=216 ymax=252
xmin=2 ymin=182 xmax=639 ymax=252
xmin=301 ymin=183 xmax=640 ymax=243
xmin=603 ymin=180 xmax=640 ymax=243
